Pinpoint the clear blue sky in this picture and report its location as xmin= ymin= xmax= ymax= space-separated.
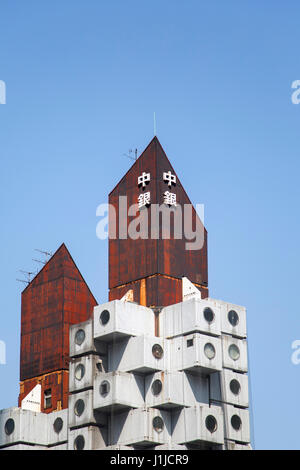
xmin=1 ymin=1 xmax=300 ymax=450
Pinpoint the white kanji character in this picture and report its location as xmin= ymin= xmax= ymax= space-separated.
xmin=138 ymin=192 xmax=151 ymax=208
xmin=163 ymin=171 xmax=176 ymax=187
xmin=164 ymin=191 xmax=177 ymax=206
xmin=138 ymin=172 xmax=150 ymax=187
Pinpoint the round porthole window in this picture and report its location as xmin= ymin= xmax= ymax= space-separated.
xmin=153 ymin=416 xmax=164 ymax=433
xmin=204 ymin=342 xmax=216 ymax=360
xmin=100 ymin=310 xmax=110 ymax=326
xmin=75 ymin=329 xmax=85 ymax=346
xmin=74 ymin=399 xmax=85 ymax=417
xmin=53 ymin=417 xmax=63 ymax=434
xmin=151 ymin=379 xmax=163 ymax=396
xmin=203 ymin=307 xmax=214 ymax=324
xmin=231 ymin=414 xmax=242 ymax=431
xmin=4 ymin=418 xmax=15 ymax=435
xmin=152 ymin=344 xmax=164 ymax=359
xmin=205 ymin=415 xmax=217 ymax=433
xmin=74 ymin=435 xmax=85 ymax=450
xmin=228 ymin=310 xmax=239 ymax=327
xmin=100 ymin=380 xmax=110 ymax=397
xmin=75 ymin=364 xmax=85 ymax=381
xmin=228 ymin=344 xmax=240 ymax=361
xmin=229 ymin=379 xmax=241 ymax=395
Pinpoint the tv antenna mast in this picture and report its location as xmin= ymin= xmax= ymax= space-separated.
xmin=123 ymin=148 xmax=138 ymax=162
xmin=32 ymin=248 xmax=53 ymax=266
xmin=16 ymin=269 xmax=37 ymax=285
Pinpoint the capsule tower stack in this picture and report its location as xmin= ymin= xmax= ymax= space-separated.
xmin=0 ymin=137 xmax=251 ymax=450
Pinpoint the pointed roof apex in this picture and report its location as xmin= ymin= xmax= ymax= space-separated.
xmin=22 ymin=242 xmax=97 ymax=304
xmin=109 ymin=136 xmax=173 ymax=196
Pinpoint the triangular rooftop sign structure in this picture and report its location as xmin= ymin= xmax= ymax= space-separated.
xmin=109 ymin=136 xmax=208 ymax=307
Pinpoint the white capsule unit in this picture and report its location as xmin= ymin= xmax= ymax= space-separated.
xmin=218 ymin=369 xmax=249 ymax=408
xmin=108 ymin=335 xmax=166 ymax=374
xmin=94 ymin=300 xmax=155 ymax=342
xmin=47 ymin=409 xmax=68 ymax=447
xmin=221 ymin=336 xmax=248 ymax=372
xmin=0 ymin=407 xmax=48 ymax=447
xmin=109 ymin=408 xmax=171 ymax=447
xmin=145 ymin=371 xmax=185 ymax=409
xmin=69 ymin=319 xmax=95 ymax=358
xmin=93 ymin=372 xmax=144 ymax=412
xmin=172 ymin=405 xmax=224 ymax=446
xmin=68 ymin=390 xmax=107 ymax=429
xmin=68 ymin=425 xmax=107 ymax=450
xmin=223 ymin=405 xmax=250 ymax=444
xmin=160 ymin=298 xmax=221 ymax=338
xmin=69 ymin=354 xmax=103 ymax=393
xmin=209 ymin=299 xmax=247 ymax=338
xmin=170 ymin=333 xmax=222 ymax=374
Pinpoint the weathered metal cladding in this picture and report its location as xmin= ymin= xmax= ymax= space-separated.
xmin=18 ymin=370 xmax=69 ymax=413
xmin=109 ymin=274 xmax=208 ymax=308
xmin=109 ymin=137 xmax=208 ymax=304
xmin=20 ymin=243 xmax=97 ymax=382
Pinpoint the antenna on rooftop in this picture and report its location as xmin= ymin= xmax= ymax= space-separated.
xmin=16 ymin=269 xmax=37 ymax=285
xmin=32 ymin=249 xmax=53 ymax=266
xmin=123 ymin=148 xmax=138 ymax=162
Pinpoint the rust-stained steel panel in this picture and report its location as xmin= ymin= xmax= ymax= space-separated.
xmin=109 ymin=274 xmax=208 ymax=308
xmin=109 ymin=137 xmax=208 ymax=305
xmin=18 ymin=370 xmax=69 ymax=413
xmin=20 ymin=243 xmax=97 ymax=382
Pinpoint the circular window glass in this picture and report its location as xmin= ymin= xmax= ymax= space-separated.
xmin=228 ymin=344 xmax=240 ymax=361
xmin=74 ymin=435 xmax=85 ymax=450
xmin=229 ymin=379 xmax=241 ymax=395
xmin=205 ymin=415 xmax=217 ymax=433
xmin=4 ymin=418 xmax=15 ymax=435
xmin=151 ymin=379 xmax=163 ymax=396
xmin=53 ymin=417 xmax=63 ymax=434
xmin=203 ymin=307 xmax=214 ymax=323
xmin=153 ymin=416 xmax=164 ymax=433
xmin=74 ymin=399 xmax=85 ymax=417
xmin=75 ymin=329 xmax=85 ymax=346
xmin=100 ymin=310 xmax=110 ymax=326
xmin=100 ymin=380 xmax=110 ymax=397
xmin=228 ymin=310 xmax=239 ymax=327
xmin=152 ymin=344 xmax=164 ymax=359
xmin=204 ymin=342 xmax=216 ymax=360
xmin=75 ymin=364 xmax=85 ymax=381
xmin=231 ymin=414 xmax=242 ymax=431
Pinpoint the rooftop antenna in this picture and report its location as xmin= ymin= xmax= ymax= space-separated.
xmin=123 ymin=148 xmax=138 ymax=162
xmin=154 ymin=112 xmax=156 ymax=136
xmin=16 ymin=269 xmax=37 ymax=285
xmin=32 ymin=249 xmax=53 ymax=266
